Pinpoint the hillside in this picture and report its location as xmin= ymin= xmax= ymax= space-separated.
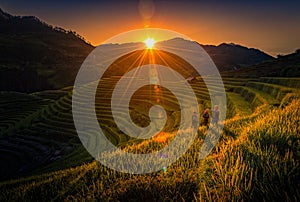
xmin=0 ymin=8 xmax=94 ymax=92
xmin=201 ymin=43 xmax=274 ymax=71
xmin=222 ymin=50 xmax=300 ymax=77
xmin=0 ymin=85 xmax=299 ymax=201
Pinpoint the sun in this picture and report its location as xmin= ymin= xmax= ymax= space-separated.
xmin=144 ymin=38 xmax=156 ymax=49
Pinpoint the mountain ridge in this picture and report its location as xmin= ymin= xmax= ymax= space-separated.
xmin=200 ymin=42 xmax=274 ymax=71
xmin=0 ymin=8 xmax=94 ymax=92
xmin=0 ymin=8 xmax=281 ymax=93
xmin=222 ymin=50 xmax=300 ymax=77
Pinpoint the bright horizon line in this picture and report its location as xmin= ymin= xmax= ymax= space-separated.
xmin=94 ymin=36 xmax=277 ymax=58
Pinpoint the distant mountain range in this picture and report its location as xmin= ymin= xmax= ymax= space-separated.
xmin=201 ymin=43 xmax=274 ymax=71
xmin=0 ymin=8 xmax=291 ymax=93
xmin=222 ymin=49 xmax=300 ymax=78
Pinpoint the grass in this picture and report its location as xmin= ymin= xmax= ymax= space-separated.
xmin=0 ymin=76 xmax=299 ymax=201
xmin=199 ymin=99 xmax=300 ymax=201
xmin=226 ymin=92 xmax=253 ymax=118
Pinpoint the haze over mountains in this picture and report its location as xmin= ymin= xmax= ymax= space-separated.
xmin=1 ymin=8 xmax=297 ymax=93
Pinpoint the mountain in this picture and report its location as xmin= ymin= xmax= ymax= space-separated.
xmin=221 ymin=49 xmax=300 ymax=77
xmin=0 ymin=8 xmax=275 ymax=92
xmin=201 ymin=43 xmax=274 ymax=71
xmin=158 ymin=38 xmax=274 ymax=72
xmin=0 ymin=8 xmax=94 ymax=92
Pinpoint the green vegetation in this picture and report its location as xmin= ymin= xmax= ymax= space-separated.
xmin=0 ymin=75 xmax=299 ymax=201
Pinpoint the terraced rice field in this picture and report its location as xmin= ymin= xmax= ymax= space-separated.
xmin=0 ymin=76 xmax=299 ymax=201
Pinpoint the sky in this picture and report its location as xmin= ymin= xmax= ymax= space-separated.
xmin=1 ymin=0 xmax=300 ymax=56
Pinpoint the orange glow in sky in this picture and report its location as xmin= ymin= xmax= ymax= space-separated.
xmin=2 ymin=1 xmax=300 ymax=56
xmin=104 ymin=28 xmax=187 ymax=45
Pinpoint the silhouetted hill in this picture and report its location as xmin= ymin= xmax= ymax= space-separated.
xmin=161 ymin=38 xmax=274 ymax=71
xmin=222 ymin=50 xmax=300 ymax=78
xmin=0 ymin=8 xmax=93 ymax=92
xmin=201 ymin=43 xmax=274 ymax=71
xmin=0 ymin=8 xmax=276 ymax=92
